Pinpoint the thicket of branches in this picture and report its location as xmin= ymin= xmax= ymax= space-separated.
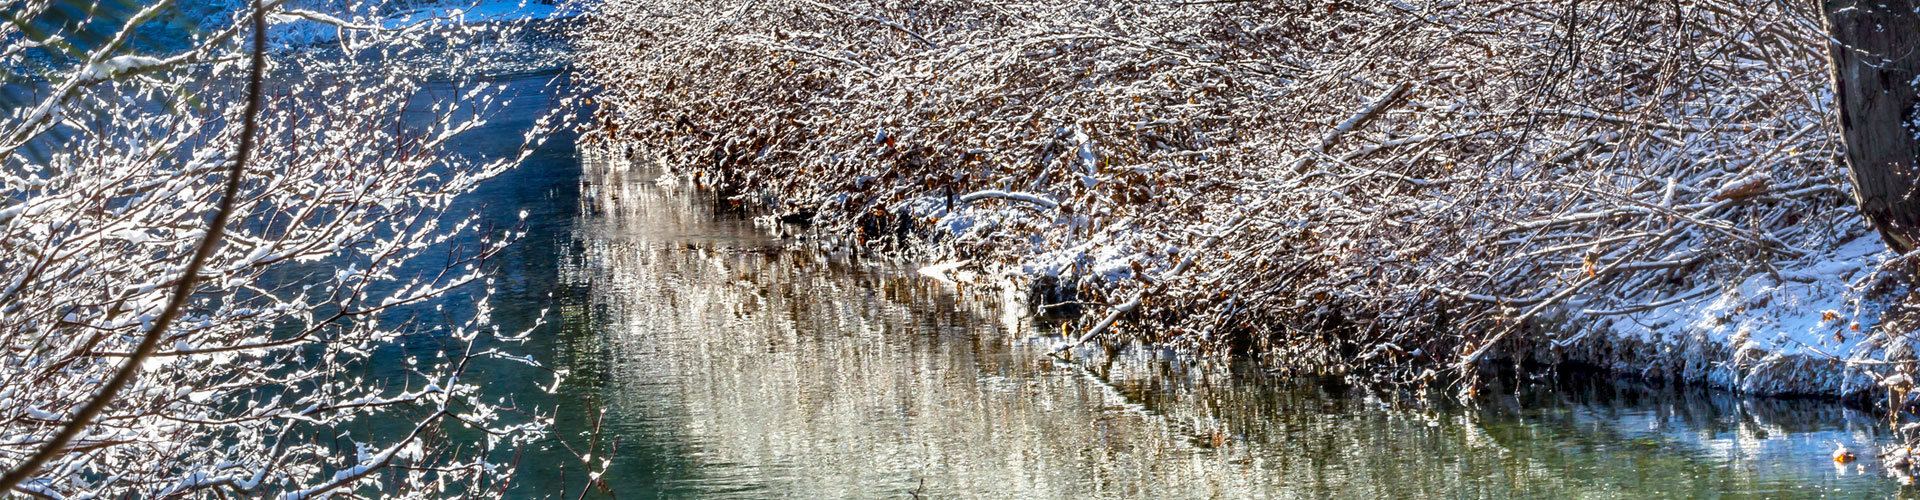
xmin=578 ymin=0 xmax=1888 ymax=388
xmin=0 ymin=0 xmax=556 ymax=497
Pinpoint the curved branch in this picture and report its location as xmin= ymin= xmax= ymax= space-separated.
xmin=0 ymin=0 xmax=269 ymax=493
xmin=956 ymin=190 xmax=1059 ymax=209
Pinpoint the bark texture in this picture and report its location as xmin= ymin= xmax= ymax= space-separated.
xmin=1827 ymin=0 xmax=1920 ymax=253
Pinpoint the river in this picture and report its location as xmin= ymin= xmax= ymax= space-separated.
xmin=427 ymin=70 xmax=1912 ymax=499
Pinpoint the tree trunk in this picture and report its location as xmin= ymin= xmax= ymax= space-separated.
xmin=1826 ymin=0 xmax=1920 ymax=253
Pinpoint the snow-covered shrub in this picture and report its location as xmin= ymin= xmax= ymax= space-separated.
xmin=0 ymin=1 xmax=557 ymax=497
xmin=576 ymin=0 xmax=1912 ymax=396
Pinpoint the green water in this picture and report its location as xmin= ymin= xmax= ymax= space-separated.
xmin=445 ymin=74 xmax=1911 ymax=500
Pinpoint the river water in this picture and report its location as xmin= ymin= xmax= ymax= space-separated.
xmin=438 ymin=72 xmax=1911 ymax=499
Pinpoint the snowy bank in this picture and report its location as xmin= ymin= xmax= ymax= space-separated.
xmin=575 ymin=0 xmax=1918 ymax=400
xmin=1532 ymin=232 xmax=1904 ymax=397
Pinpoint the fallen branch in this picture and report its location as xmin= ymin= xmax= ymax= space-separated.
xmin=958 ymin=190 xmax=1059 ymax=209
xmin=1293 ymin=81 xmax=1409 ymax=173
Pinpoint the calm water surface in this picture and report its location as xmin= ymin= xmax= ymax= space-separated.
xmin=451 ymin=74 xmax=1912 ymax=499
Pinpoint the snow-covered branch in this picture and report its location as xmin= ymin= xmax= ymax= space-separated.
xmin=0 ymin=1 xmax=560 ymax=497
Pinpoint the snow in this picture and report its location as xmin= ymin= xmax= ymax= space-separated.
xmin=955 ymin=190 xmax=1060 ymax=210
xmin=1540 ymin=234 xmax=1899 ymax=396
xmin=83 ymin=55 xmax=168 ymax=80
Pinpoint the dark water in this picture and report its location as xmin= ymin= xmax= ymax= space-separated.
xmin=446 ymin=74 xmax=1913 ymax=499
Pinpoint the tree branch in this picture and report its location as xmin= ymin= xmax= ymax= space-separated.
xmin=0 ymin=0 xmax=268 ymax=493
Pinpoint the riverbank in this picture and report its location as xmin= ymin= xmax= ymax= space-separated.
xmin=571 ymin=0 xmax=1914 ymax=400
xmin=515 ymin=148 xmax=1911 ymax=498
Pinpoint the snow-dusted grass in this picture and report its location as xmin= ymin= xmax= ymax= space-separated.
xmin=574 ymin=0 xmax=1915 ymax=401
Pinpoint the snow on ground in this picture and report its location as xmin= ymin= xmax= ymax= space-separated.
xmin=1536 ymin=233 xmax=1905 ymax=396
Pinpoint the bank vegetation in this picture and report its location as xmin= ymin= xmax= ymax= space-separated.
xmin=576 ymin=0 xmax=1920 ymax=463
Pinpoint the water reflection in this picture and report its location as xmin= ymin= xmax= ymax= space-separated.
xmin=523 ymin=148 xmax=1908 ymax=499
